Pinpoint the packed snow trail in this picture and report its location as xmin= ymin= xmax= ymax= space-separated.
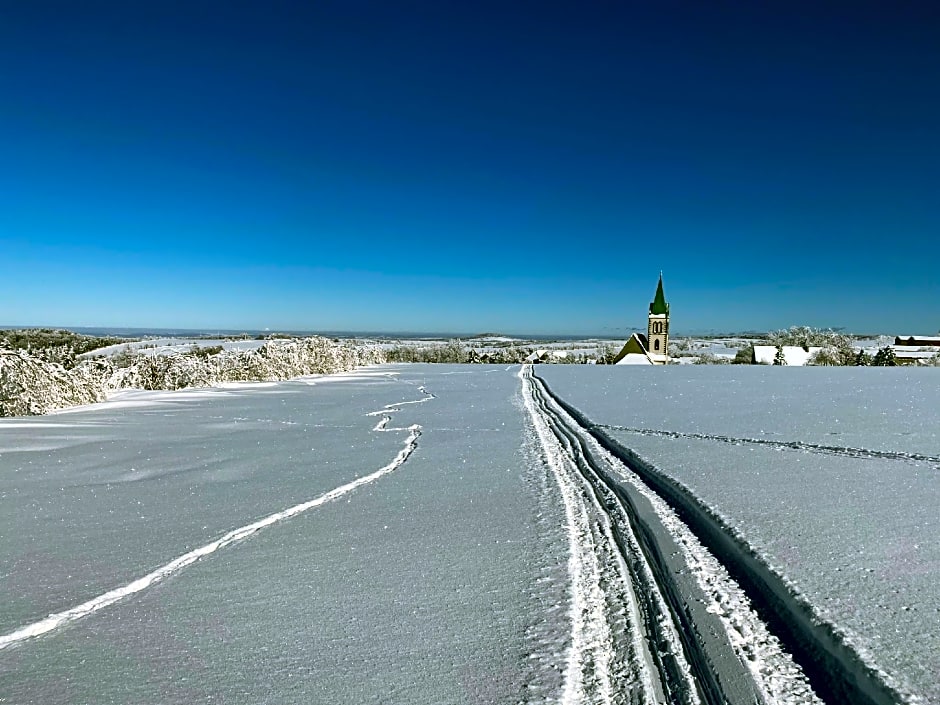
xmin=521 ymin=365 xmax=824 ymax=705
xmin=0 ymin=387 xmax=430 ymax=652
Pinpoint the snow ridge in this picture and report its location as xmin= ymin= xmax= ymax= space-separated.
xmin=0 ymin=389 xmax=428 ymax=651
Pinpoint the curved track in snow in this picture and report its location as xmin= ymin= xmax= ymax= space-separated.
xmin=0 ymin=380 xmax=431 ymax=652
xmin=523 ymin=366 xmax=922 ymax=705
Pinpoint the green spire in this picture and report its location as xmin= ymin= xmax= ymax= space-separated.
xmin=649 ymin=273 xmax=669 ymax=315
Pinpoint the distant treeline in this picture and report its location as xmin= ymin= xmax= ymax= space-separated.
xmin=384 ymin=341 xmax=596 ymax=364
xmin=0 ymin=328 xmax=130 ymax=368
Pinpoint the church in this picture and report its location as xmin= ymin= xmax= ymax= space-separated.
xmin=611 ymin=274 xmax=670 ymax=365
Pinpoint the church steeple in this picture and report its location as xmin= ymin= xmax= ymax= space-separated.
xmin=649 ymin=272 xmax=669 ymax=315
xmin=647 ymin=273 xmax=670 ymax=363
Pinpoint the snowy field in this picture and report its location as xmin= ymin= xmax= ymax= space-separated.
xmin=1 ymin=366 xmax=574 ymax=704
xmin=2 ymin=363 xmax=935 ymax=703
xmin=538 ymin=365 xmax=940 ymax=703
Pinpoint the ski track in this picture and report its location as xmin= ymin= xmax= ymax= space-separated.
xmin=365 ymin=384 xmax=436 ymax=419
xmin=596 ymin=425 xmax=940 ymax=467
xmin=0 ymin=384 xmax=431 ymax=652
xmin=520 ymin=366 xmax=665 ymax=705
xmin=521 ymin=365 xmax=823 ymax=705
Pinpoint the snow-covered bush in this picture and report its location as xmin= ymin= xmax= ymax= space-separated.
xmin=769 ymin=327 xmax=856 ymax=366
xmin=386 ymin=340 xmax=548 ymax=364
xmin=0 ymin=337 xmax=386 ymax=416
xmin=109 ymin=338 xmax=385 ymax=391
xmin=0 ymin=347 xmax=106 ymax=416
xmin=693 ymin=351 xmax=730 ymax=365
xmin=808 ymin=345 xmax=853 ymax=366
xmin=386 ymin=340 xmax=469 ymax=363
xmin=731 ymin=345 xmax=754 ymax=364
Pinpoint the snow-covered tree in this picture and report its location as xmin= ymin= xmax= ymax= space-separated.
xmin=872 ymin=346 xmax=898 ymax=366
xmin=731 ymin=345 xmax=755 ymax=364
xmin=772 ymin=326 xmax=855 ymax=365
xmin=773 ymin=346 xmax=788 ymax=365
xmin=769 ymin=326 xmax=853 ymax=349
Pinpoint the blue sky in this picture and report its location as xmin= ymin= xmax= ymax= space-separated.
xmin=2 ymin=1 xmax=938 ymax=335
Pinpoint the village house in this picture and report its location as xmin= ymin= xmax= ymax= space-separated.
xmin=892 ymin=335 xmax=940 ymax=365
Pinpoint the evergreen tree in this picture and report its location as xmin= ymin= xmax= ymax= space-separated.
xmin=773 ymin=346 xmax=788 ymax=365
xmin=872 ymin=346 xmax=897 ymax=366
xmin=732 ymin=345 xmax=754 ymax=364
xmin=854 ymin=349 xmax=873 ymax=366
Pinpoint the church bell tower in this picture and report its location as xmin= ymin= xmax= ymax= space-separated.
xmin=647 ymin=273 xmax=670 ymax=363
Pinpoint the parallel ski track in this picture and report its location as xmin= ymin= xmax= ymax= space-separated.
xmin=595 ymin=424 xmax=940 ymax=468
xmin=526 ymin=366 xmax=752 ymax=705
xmin=534 ymin=369 xmax=911 ymax=705
xmin=0 ymin=382 xmax=431 ymax=652
xmin=521 ymin=367 xmax=686 ymax=705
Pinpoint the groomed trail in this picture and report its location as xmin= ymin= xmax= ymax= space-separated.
xmin=521 ymin=365 xmax=910 ymax=705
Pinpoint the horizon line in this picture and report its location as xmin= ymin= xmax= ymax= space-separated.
xmin=0 ymin=324 xmax=907 ymax=340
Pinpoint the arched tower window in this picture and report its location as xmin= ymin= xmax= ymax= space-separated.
xmin=654 ymin=339 xmax=660 ymax=351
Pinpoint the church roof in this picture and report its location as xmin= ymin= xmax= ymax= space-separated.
xmin=611 ymin=333 xmax=652 ymax=364
xmin=649 ymin=273 xmax=669 ymax=315
xmin=615 ymin=353 xmax=654 ymax=365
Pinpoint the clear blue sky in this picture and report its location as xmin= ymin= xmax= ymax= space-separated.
xmin=2 ymin=1 xmax=938 ymax=335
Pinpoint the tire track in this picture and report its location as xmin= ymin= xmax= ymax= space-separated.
xmin=520 ymin=367 xmax=669 ymax=705
xmin=535 ymin=369 xmax=911 ymax=705
xmin=523 ymin=366 xmax=823 ymax=705
xmin=595 ymin=425 xmax=940 ymax=468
